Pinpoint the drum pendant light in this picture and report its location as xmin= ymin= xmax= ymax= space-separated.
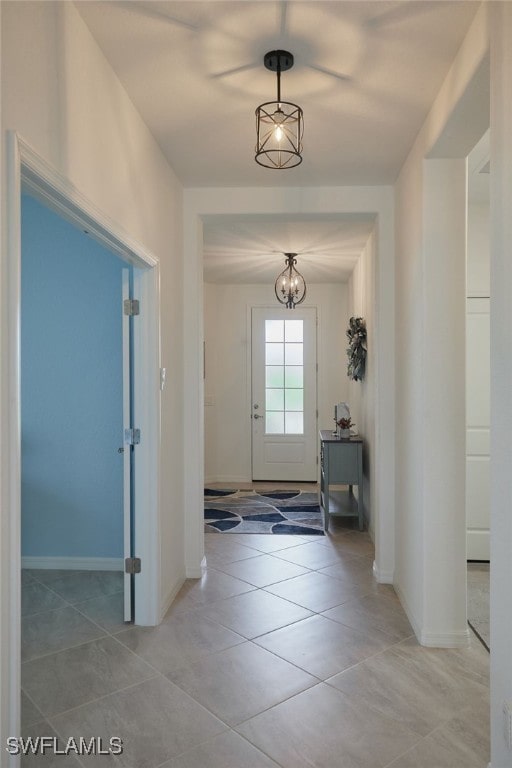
xmin=255 ymin=50 xmax=303 ymax=169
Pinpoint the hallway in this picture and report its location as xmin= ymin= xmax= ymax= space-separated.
xmin=20 ymin=520 xmax=489 ymax=767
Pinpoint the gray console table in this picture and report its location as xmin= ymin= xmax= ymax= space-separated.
xmin=319 ymin=430 xmax=364 ymax=532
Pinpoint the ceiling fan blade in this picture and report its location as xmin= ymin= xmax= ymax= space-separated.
xmin=210 ymin=62 xmax=259 ymax=79
xmin=307 ymin=64 xmax=352 ymax=83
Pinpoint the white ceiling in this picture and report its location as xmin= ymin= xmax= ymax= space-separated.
xmin=202 ymin=213 xmax=375 ymax=283
xmin=76 ymin=1 xmax=481 ymax=283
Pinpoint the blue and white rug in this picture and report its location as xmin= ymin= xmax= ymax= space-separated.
xmin=204 ymin=488 xmax=324 ymax=535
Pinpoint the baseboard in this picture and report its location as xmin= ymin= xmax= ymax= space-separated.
xmin=394 ymin=582 xmax=470 ymax=647
xmin=21 ymin=556 xmax=123 ymax=571
xmin=186 ymin=555 xmax=207 ymax=579
xmin=204 ymin=477 xmax=251 ymax=486
xmin=160 ymin=575 xmax=186 ymax=621
xmin=394 ymin=581 xmax=423 ymax=642
xmin=419 ymin=628 xmax=470 ymax=648
xmin=372 ymin=561 xmax=394 ymax=583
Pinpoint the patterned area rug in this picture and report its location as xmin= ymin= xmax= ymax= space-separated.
xmin=204 ymin=488 xmax=324 ymax=535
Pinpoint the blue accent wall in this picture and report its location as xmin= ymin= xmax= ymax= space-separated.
xmin=21 ymin=194 xmax=125 ymax=558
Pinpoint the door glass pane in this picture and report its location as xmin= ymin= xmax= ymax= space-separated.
xmin=266 ymin=343 xmax=284 ymax=365
xmin=285 ymin=389 xmax=303 ymax=411
xmin=266 ymin=366 xmax=284 ymax=388
xmin=266 ymin=411 xmax=284 ymax=434
xmin=285 ymin=412 xmax=303 ymax=434
xmin=285 ymin=343 xmax=303 ymax=365
xmin=266 ymin=320 xmax=284 ymax=343
xmin=285 ymin=366 xmax=303 ymax=388
xmin=285 ymin=320 xmax=303 ymax=342
xmin=264 ymin=319 xmax=304 ymax=436
xmin=267 ymin=389 xmax=284 ymax=411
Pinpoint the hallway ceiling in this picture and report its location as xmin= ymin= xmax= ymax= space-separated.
xmin=202 ymin=214 xmax=375 ymax=283
xmin=77 ymin=1 xmax=480 ymax=284
xmin=77 ymin=1 xmax=479 ymax=189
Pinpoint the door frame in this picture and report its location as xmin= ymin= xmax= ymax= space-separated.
xmin=184 ymin=190 xmax=394 ymax=583
xmin=1 ymin=133 xmax=161 ymax=749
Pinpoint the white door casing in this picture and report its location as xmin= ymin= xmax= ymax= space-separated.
xmin=466 ymin=297 xmax=490 ymax=560
xmin=251 ymin=306 xmax=317 ymax=481
xmin=122 ymin=270 xmax=133 ymax=621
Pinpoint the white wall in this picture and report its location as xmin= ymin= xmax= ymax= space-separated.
xmin=348 ymin=232 xmax=376 ymax=537
xmin=489 ymin=5 xmax=512 ymax=765
xmin=1 ymin=0 xmax=185 ymax=614
xmin=393 ymin=5 xmax=489 ymax=646
xmin=0 ymin=1 xmax=185 ymax=746
xmin=204 ymin=282 xmax=349 ymax=483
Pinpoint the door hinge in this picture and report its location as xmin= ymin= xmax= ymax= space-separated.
xmin=124 ymin=298 xmax=140 ymax=316
xmin=125 ymin=427 xmax=141 ymax=445
xmin=125 ymin=557 xmax=141 ymax=574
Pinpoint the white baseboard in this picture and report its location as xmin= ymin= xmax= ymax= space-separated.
xmin=160 ymin=575 xmax=186 ymax=621
xmin=394 ymin=582 xmax=470 ymax=647
xmin=186 ymin=555 xmax=207 ymax=579
xmin=419 ymin=628 xmax=470 ymax=648
xmin=204 ymin=477 xmax=251 ymax=486
xmin=21 ymin=556 xmax=123 ymax=571
xmin=373 ymin=561 xmax=394 ymax=583
xmin=394 ymin=581 xmax=423 ymax=642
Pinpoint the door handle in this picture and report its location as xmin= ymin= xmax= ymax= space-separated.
xmin=253 ymin=413 xmax=262 ymax=420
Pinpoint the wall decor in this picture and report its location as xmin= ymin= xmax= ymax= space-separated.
xmin=346 ymin=316 xmax=367 ymax=381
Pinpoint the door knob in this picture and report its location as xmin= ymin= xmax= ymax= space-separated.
xmin=253 ymin=413 xmax=262 ymax=419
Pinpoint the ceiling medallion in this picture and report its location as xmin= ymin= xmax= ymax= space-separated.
xmin=274 ymin=253 xmax=306 ymax=309
xmin=255 ymin=50 xmax=303 ymax=169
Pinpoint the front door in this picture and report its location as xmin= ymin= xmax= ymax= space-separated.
xmin=251 ymin=307 xmax=317 ymax=481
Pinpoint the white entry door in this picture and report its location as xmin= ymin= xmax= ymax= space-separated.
xmin=251 ymin=307 xmax=317 ymax=481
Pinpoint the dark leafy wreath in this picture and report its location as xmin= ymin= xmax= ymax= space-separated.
xmin=346 ymin=316 xmax=367 ymax=381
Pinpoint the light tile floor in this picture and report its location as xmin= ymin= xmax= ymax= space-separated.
xmin=21 ymin=521 xmax=489 ymax=767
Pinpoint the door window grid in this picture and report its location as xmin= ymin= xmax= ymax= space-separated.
xmin=264 ymin=320 xmax=304 ymax=435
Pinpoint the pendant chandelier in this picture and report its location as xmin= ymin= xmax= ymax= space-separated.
xmin=275 ymin=253 xmax=307 ymax=309
xmin=255 ymin=50 xmax=303 ymax=169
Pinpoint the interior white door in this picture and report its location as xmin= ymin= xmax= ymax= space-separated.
xmin=122 ymin=269 xmax=133 ymax=621
xmin=251 ymin=307 xmax=317 ymax=481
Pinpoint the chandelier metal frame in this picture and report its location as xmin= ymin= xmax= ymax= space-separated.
xmin=274 ymin=252 xmax=307 ymax=309
xmin=255 ymin=50 xmax=304 ymax=170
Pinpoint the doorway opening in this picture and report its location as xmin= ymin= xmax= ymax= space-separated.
xmin=3 ymin=134 xmax=161 ymax=746
xmin=465 ymin=129 xmax=490 ymax=650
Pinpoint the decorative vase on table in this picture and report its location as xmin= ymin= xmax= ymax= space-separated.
xmin=336 ymin=416 xmax=353 ymax=439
